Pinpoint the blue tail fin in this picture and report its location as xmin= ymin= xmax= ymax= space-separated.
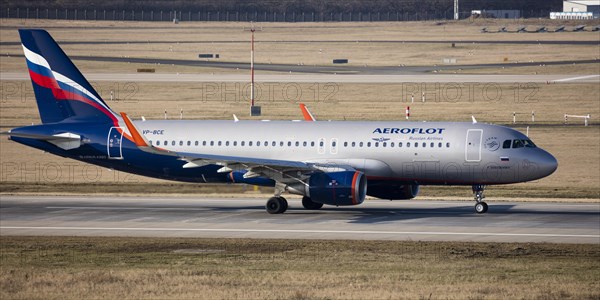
xmin=19 ymin=29 xmax=118 ymax=124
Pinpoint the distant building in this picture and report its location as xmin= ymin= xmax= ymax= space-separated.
xmin=563 ymin=1 xmax=600 ymax=17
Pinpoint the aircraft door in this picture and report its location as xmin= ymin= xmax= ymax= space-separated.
xmin=465 ymin=129 xmax=483 ymax=162
xmin=107 ymin=127 xmax=124 ymax=159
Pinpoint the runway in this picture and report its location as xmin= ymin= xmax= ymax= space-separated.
xmin=2 ymin=72 xmax=599 ymax=83
xmin=1 ymin=195 xmax=598 ymax=244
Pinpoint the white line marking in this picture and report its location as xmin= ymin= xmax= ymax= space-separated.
xmin=1 ymin=226 xmax=598 ymax=238
xmin=554 ymin=75 xmax=600 ymax=82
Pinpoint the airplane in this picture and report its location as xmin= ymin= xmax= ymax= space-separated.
xmin=592 ymin=26 xmax=600 ymax=32
xmin=480 ymin=27 xmax=489 ymax=33
xmin=498 ymin=27 xmax=508 ymax=33
xmin=516 ymin=26 xmax=527 ymax=33
xmin=533 ymin=26 xmax=547 ymax=33
xmin=4 ymin=29 xmax=558 ymax=214
xmin=573 ymin=25 xmax=585 ymax=32
xmin=554 ymin=26 xmax=565 ymax=33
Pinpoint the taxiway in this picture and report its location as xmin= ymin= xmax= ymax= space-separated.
xmin=1 ymin=195 xmax=598 ymax=244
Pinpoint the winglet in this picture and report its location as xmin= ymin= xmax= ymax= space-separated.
xmin=300 ymin=103 xmax=316 ymax=121
xmin=120 ymin=112 xmax=150 ymax=147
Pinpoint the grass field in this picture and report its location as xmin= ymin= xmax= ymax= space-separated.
xmin=1 ymin=236 xmax=599 ymax=299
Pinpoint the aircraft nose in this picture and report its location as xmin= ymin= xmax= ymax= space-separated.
xmin=536 ymin=149 xmax=558 ymax=178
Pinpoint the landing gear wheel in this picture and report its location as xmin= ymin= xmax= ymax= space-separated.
xmin=475 ymin=202 xmax=488 ymax=214
xmin=266 ymin=196 xmax=288 ymax=214
xmin=472 ymin=185 xmax=488 ymax=214
xmin=302 ymin=196 xmax=323 ymax=210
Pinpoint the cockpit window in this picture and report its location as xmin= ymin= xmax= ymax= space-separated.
xmin=523 ymin=139 xmax=536 ymax=148
xmin=502 ymin=140 xmax=511 ymax=149
xmin=510 ymin=139 xmax=537 ymax=149
xmin=512 ymin=139 xmax=524 ymax=148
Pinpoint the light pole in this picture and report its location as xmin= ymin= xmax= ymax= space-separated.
xmin=245 ymin=23 xmax=262 ymax=116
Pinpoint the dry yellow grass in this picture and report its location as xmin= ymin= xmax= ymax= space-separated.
xmin=1 ymin=19 xmax=599 ymax=70
xmin=1 ymin=236 xmax=598 ymax=300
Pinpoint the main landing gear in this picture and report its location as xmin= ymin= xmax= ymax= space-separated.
xmin=266 ymin=196 xmax=288 ymax=214
xmin=302 ymin=196 xmax=323 ymax=210
xmin=472 ymin=184 xmax=488 ymax=214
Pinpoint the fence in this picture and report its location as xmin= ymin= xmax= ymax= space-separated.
xmin=1 ymin=8 xmax=552 ymax=22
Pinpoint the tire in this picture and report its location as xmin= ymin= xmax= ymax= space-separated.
xmin=266 ymin=197 xmax=287 ymax=214
xmin=302 ymin=196 xmax=323 ymax=210
xmin=475 ymin=202 xmax=488 ymax=214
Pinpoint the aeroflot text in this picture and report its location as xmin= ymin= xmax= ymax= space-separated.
xmin=373 ymin=128 xmax=446 ymax=134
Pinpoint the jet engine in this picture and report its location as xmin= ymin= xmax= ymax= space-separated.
xmin=308 ymin=171 xmax=367 ymax=206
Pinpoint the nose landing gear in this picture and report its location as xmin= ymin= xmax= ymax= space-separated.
xmin=472 ymin=185 xmax=488 ymax=214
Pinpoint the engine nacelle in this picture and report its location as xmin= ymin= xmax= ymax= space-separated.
xmin=367 ymin=184 xmax=419 ymax=200
xmin=308 ymin=171 xmax=367 ymax=206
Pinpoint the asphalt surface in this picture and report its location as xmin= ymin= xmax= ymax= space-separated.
xmin=2 ymin=72 xmax=598 ymax=83
xmin=1 ymin=195 xmax=598 ymax=244
xmin=2 ymin=53 xmax=599 ymax=74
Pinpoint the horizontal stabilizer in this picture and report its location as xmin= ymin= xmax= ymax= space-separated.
xmin=2 ymin=131 xmax=81 ymax=150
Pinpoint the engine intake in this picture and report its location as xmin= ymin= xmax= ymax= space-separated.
xmin=308 ymin=171 xmax=367 ymax=206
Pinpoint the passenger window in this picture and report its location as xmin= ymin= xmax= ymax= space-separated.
xmin=446 ymin=142 xmax=450 ymax=148
xmin=218 ymin=141 xmax=222 ymax=146
xmin=399 ymin=142 xmax=403 ymax=147
xmin=512 ymin=139 xmax=524 ymax=148
xmin=320 ymin=141 xmax=324 ymax=147
xmin=367 ymin=142 xmax=371 ymax=147
xmin=257 ymin=141 xmax=261 ymax=146
xmin=438 ymin=142 xmax=442 ymax=148
xmin=503 ymin=140 xmax=511 ymax=149
xmin=203 ymin=141 xmax=207 ymax=146
xmin=272 ymin=141 xmax=276 ymax=146
xmin=332 ymin=141 xmax=337 ymax=147
xmin=295 ymin=141 xmax=300 ymax=147
xmin=375 ymin=142 xmax=379 ymax=147
xmin=226 ymin=141 xmax=230 ymax=146
xmin=430 ymin=142 xmax=434 ymax=147
xmin=311 ymin=141 xmax=315 ymax=147
xmin=249 ymin=141 xmax=253 ymax=146
xmin=415 ymin=143 xmax=419 ymax=148
xmin=149 ymin=140 xmax=153 ymax=145
xmin=280 ymin=141 xmax=284 ymax=147
xmin=344 ymin=142 xmax=348 ymax=147
xmin=195 ymin=141 xmax=199 ymax=146
xmin=352 ymin=142 xmax=356 ymax=147
xmin=241 ymin=141 xmax=245 ymax=146
xmin=390 ymin=142 xmax=394 ymax=147
xmin=422 ymin=142 xmax=426 ymax=147
xmin=288 ymin=141 xmax=292 ymax=147
xmin=359 ymin=142 xmax=363 ymax=147
xmin=303 ymin=141 xmax=307 ymax=147
xmin=233 ymin=141 xmax=237 ymax=146
xmin=407 ymin=142 xmax=411 ymax=147
xmin=172 ymin=141 xmax=176 ymax=146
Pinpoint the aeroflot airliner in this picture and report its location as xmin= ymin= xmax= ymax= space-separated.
xmin=5 ymin=29 xmax=558 ymax=214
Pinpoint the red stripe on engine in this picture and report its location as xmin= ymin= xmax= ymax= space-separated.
xmin=351 ymin=171 xmax=359 ymax=205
